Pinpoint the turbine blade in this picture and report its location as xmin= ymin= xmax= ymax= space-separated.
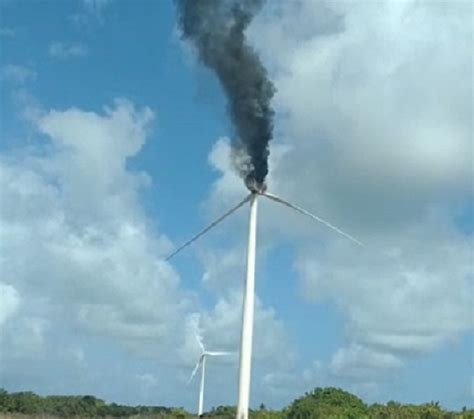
xmin=205 ymin=351 xmax=233 ymax=356
xmin=166 ymin=194 xmax=252 ymax=261
xmin=187 ymin=358 xmax=202 ymax=385
xmin=263 ymin=192 xmax=364 ymax=247
xmin=195 ymin=333 xmax=205 ymax=352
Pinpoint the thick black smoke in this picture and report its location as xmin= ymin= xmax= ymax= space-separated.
xmin=176 ymin=0 xmax=275 ymax=191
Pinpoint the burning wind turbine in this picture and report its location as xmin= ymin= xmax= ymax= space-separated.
xmin=173 ymin=1 xmax=363 ymax=418
xmin=188 ymin=334 xmax=233 ymax=417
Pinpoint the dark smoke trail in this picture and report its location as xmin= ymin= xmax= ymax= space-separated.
xmin=176 ymin=0 xmax=275 ymax=191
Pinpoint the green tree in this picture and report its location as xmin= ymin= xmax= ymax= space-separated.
xmin=286 ymin=387 xmax=368 ymax=419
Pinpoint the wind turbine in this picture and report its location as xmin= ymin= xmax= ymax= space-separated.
xmin=188 ymin=334 xmax=232 ymax=417
xmin=168 ymin=182 xmax=363 ymax=419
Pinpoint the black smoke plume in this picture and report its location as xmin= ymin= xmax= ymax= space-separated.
xmin=176 ymin=0 xmax=275 ymax=191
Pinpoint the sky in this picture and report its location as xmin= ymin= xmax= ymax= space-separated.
xmin=0 ymin=0 xmax=473 ymax=413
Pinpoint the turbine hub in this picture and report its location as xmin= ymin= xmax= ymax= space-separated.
xmin=245 ymin=176 xmax=267 ymax=194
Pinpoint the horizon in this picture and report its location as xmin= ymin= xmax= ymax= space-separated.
xmin=0 ymin=386 xmax=471 ymax=413
xmin=0 ymin=0 xmax=472 ymax=413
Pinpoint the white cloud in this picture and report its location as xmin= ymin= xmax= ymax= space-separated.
xmin=260 ymin=1 xmax=470 ymax=222
xmin=0 ymin=282 xmax=21 ymax=327
xmin=1 ymin=0 xmax=471 ymax=408
xmin=176 ymin=239 xmax=298 ymax=406
xmin=135 ymin=373 xmax=159 ymax=389
xmin=330 ymin=344 xmax=403 ymax=379
xmin=0 ymin=88 xmax=294 ymax=407
xmin=207 ymin=291 xmax=290 ymax=365
xmin=201 ymin=248 xmax=242 ymax=291
xmin=177 ymin=290 xmax=296 ymax=407
xmin=60 ymin=346 xmax=87 ymax=369
xmin=1 ymin=64 xmax=37 ymax=84
xmin=296 ymin=218 xmax=473 ymax=352
xmin=82 ymin=0 xmax=112 ymax=15
xmin=0 ymin=99 xmax=190 ymax=369
xmin=69 ymin=0 xmax=113 ymax=27
xmin=6 ymin=318 xmax=49 ymax=357
xmin=48 ymin=42 xmax=88 ymax=59
xmin=203 ymin=0 xmax=473 ymax=388
xmin=181 ymin=234 xmax=295 ymax=370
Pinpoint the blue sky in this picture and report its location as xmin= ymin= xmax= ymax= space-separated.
xmin=0 ymin=0 xmax=472 ymax=413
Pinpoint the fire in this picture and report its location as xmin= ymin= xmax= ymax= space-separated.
xmin=245 ymin=177 xmax=267 ymax=194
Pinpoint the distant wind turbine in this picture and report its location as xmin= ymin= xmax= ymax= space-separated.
xmin=168 ymin=185 xmax=363 ymax=419
xmin=188 ymin=333 xmax=232 ymax=417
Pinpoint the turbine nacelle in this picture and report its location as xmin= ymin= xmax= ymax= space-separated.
xmin=244 ymin=176 xmax=267 ymax=194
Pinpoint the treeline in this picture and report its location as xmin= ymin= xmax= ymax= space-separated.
xmin=280 ymin=387 xmax=473 ymax=419
xmin=0 ymin=387 xmax=473 ymax=418
xmin=0 ymin=389 xmax=184 ymax=418
xmin=205 ymin=388 xmax=473 ymax=419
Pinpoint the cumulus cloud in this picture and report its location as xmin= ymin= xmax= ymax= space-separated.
xmin=0 ymin=283 xmax=21 ymax=327
xmin=330 ymin=344 xmax=403 ymax=379
xmin=177 ymin=290 xmax=296 ymax=406
xmin=296 ymin=219 xmax=472 ymax=350
xmin=174 ymin=234 xmax=298 ymax=407
xmin=3 ymin=318 xmax=49 ymax=358
xmin=265 ymin=0 xmax=471 ymax=380
xmin=0 ymin=99 xmax=192 ymax=375
xmin=83 ymin=0 xmax=112 ymax=14
xmin=0 ymin=85 xmax=293 ymax=407
xmin=48 ymin=42 xmax=88 ymax=59
xmin=262 ymin=360 xmax=325 ymax=404
xmin=1 ymin=64 xmax=37 ymax=84
xmin=203 ymin=0 xmax=473 ymax=391
xmin=135 ymin=373 xmax=159 ymax=391
xmin=69 ymin=0 xmax=113 ymax=27
xmin=2 ymin=0 xmax=471 ymax=409
xmin=251 ymin=0 xmax=472 ymax=229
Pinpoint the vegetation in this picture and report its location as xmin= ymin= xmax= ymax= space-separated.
xmin=0 ymin=387 xmax=472 ymax=418
xmin=286 ymin=387 xmax=367 ymax=418
xmin=284 ymin=388 xmax=474 ymax=419
xmin=0 ymin=389 xmax=173 ymax=418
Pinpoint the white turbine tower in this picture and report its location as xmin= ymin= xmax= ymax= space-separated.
xmin=188 ymin=334 xmax=232 ymax=417
xmin=168 ymin=187 xmax=363 ymax=419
